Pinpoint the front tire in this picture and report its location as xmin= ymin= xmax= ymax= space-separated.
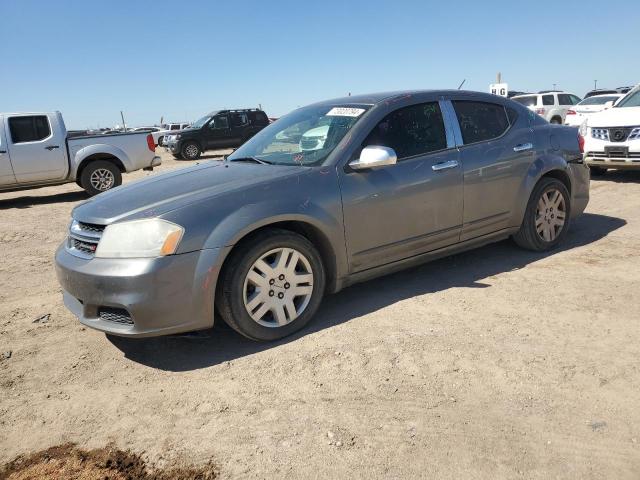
xmin=513 ymin=177 xmax=571 ymax=251
xmin=172 ymin=153 xmax=184 ymax=160
xmin=181 ymin=141 xmax=201 ymax=160
xmin=216 ymin=229 xmax=326 ymax=341
xmin=79 ymin=160 xmax=122 ymax=196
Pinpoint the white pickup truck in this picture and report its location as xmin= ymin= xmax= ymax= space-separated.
xmin=0 ymin=111 xmax=161 ymax=195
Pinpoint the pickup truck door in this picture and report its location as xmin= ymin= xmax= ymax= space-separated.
xmin=5 ymin=114 xmax=67 ymax=183
xmin=0 ymin=119 xmax=17 ymax=186
xmin=446 ymin=98 xmax=535 ymax=241
xmin=204 ymin=115 xmax=233 ymax=149
xmin=339 ymin=100 xmax=463 ymax=272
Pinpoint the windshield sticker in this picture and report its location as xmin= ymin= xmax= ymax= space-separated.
xmin=326 ymin=107 xmax=366 ymax=117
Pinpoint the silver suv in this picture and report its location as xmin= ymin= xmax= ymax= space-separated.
xmin=512 ymin=91 xmax=582 ymax=124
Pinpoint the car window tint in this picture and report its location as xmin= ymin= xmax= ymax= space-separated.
xmin=8 ymin=115 xmax=51 ymax=143
xmin=506 ymin=107 xmax=518 ymax=125
xmin=362 ymin=102 xmax=447 ymax=160
xmin=558 ymin=94 xmax=575 ymax=105
xmin=230 ymin=112 xmax=249 ymax=127
xmin=211 ymin=116 xmax=229 ymax=129
xmin=513 ymin=96 xmax=538 ymax=107
xmin=542 ymin=95 xmax=555 ymax=106
xmin=570 ymin=95 xmax=582 ymax=105
xmin=452 ymin=101 xmax=510 ymax=144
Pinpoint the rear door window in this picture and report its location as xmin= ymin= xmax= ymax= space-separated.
xmin=230 ymin=112 xmax=249 ymax=127
xmin=451 ymin=101 xmax=510 ymax=144
xmin=210 ymin=115 xmax=229 ymax=129
xmin=542 ymin=95 xmax=555 ymax=106
xmin=362 ymin=102 xmax=448 ymax=160
xmin=557 ymin=94 xmax=573 ymax=105
xmin=8 ymin=115 xmax=51 ymax=143
xmin=513 ymin=96 xmax=537 ymax=107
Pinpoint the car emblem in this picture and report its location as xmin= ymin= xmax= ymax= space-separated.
xmin=613 ymin=130 xmax=625 ymax=141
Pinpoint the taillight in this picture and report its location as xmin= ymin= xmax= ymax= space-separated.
xmin=146 ymin=134 xmax=155 ymax=152
xmin=567 ymin=109 xmax=576 ymax=115
xmin=535 ymin=108 xmax=546 ymax=115
xmin=578 ymin=134 xmax=585 ymax=153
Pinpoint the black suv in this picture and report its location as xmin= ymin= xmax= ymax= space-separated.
xmin=164 ymin=109 xmax=270 ymax=159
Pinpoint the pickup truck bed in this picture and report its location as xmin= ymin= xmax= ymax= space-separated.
xmin=0 ymin=111 xmax=161 ymax=195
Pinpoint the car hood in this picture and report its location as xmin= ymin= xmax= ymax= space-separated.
xmin=72 ymin=161 xmax=302 ymax=225
xmin=587 ymin=106 xmax=640 ymax=127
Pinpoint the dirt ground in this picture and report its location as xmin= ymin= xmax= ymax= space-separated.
xmin=1 ymin=150 xmax=639 ymax=479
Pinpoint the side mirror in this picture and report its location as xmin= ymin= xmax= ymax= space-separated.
xmin=349 ymin=145 xmax=397 ymax=170
xmin=604 ymin=101 xmax=614 ymax=109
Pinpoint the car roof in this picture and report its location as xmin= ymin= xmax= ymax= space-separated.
xmin=589 ymin=93 xmax=623 ymax=98
xmin=307 ymin=90 xmax=505 ymax=107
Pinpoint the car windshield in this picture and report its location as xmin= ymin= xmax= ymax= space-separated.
xmin=227 ymin=104 xmax=371 ymax=166
xmin=579 ymin=96 xmax=619 ymax=106
xmin=615 ymin=89 xmax=640 ymax=108
xmin=513 ymin=96 xmax=537 ymax=107
xmin=190 ymin=115 xmax=211 ymax=129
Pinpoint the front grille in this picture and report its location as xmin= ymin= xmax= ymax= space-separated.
xmin=67 ymin=219 xmax=105 ymax=259
xmin=98 ymin=307 xmax=133 ymax=325
xmin=608 ymin=127 xmax=632 ymax=142
xmin=78 ymin=222 xmax=105 ymax=234
xmin=72 ymin=238 xmax=98 ymax=255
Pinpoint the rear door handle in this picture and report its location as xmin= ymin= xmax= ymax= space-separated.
xmin=432 ymin=160 xmax=459 ymax=172
xmin=45 ymin=145 xmax=60 ymax=151
xmin=513 ymin=142 xmax=533 ymax=152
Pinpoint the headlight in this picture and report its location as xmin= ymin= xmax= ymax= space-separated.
xmin=95 ymin=218 xmax=184 ymax=258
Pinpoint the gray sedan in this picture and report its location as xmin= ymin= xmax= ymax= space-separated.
xmin=55 ymin=90 xmax=590 ymax=341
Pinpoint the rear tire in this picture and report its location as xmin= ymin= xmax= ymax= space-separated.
xmin=181 ymin=141 xmax=201 ymax=160
xmin=216 ymin=229 xmax=326 ymax=341
xmin=513 ymin=177 xmax=571 ymax=252
xmin=79 ymin=160 xmax=122 ymax=196
xmin=589 ymin=166 xmax=607 ymax=176
xmin=550 ymin=117 xmax=562 ymax=125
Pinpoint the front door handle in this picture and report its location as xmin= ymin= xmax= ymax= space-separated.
xmin=513 ymin=142 xmax=533 ymax=152
xmin=45 ymin=145 xmax=60 ymax=151
xmin=432 ymin=160 xmax=459 ymax=172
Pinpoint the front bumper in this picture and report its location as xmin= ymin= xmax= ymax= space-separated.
xmin=55 ymin=245 xmax=225 ymax=337
xmin=585 ymin=154 xmax=640 ymax=169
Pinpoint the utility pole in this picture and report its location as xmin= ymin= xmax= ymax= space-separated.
xmin=120 ymin=111 xmax=127 ymax=131
xmin=497 ymin=72 xmax=501 ymax=83
xmin=552 ymin=83 xmax=557 ymax=90
xmin=594 ymin=80 xmax=598 ymax=90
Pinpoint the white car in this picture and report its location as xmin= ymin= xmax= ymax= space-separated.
xmin=581 ymin=86 xmax=640 ymax=174
xmin=299 ymin=125 xmax=329 ymax=151
xmin=564 ymin=94 xmax=623 ymax=126
xmin=512 ymin=91 xmax=582 ymax=124
xmin=154 ymin=122 xmax=190 ymax=146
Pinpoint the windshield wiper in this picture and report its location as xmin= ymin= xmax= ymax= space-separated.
xmin=228 ymin=156 xmax=273 ymax=165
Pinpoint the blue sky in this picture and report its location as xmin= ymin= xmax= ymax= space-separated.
xmin=1 ymin=0 xmax=638 ymax=129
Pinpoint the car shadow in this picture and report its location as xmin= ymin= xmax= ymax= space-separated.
xmin=0 ymin=190 xmax=88 ymax=209
xmin=108 ymin=212 xmax=625 ymax=372
xmin=592 ymin=170 xmax=640 ymax=184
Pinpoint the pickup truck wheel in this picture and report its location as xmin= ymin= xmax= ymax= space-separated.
xmin=216 ymin=229 xmax=326 ymax=341
xmin=513 ymin=178 xmax=571 ymax=252
xmin=181 ymin=142 xmax=201 ymax=160
xmin=80 ymin=161 xmax=122 ymax=196
xmin=589 ymin=166 xmax=607 ymax=176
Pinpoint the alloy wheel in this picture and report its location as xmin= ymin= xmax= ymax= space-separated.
xmin=184 ymin=144 xmax=199 ymax=159
xmin=90 ymin=168 xmax=115 ymax=191
xmin=242 ymin=247 xmax=314 ymax=328
xmin=535 ymin=188 xmax=566 ymax=242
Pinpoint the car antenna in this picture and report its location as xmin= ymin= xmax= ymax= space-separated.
xmin=457 ymin=79 xmax=466 ymax=90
